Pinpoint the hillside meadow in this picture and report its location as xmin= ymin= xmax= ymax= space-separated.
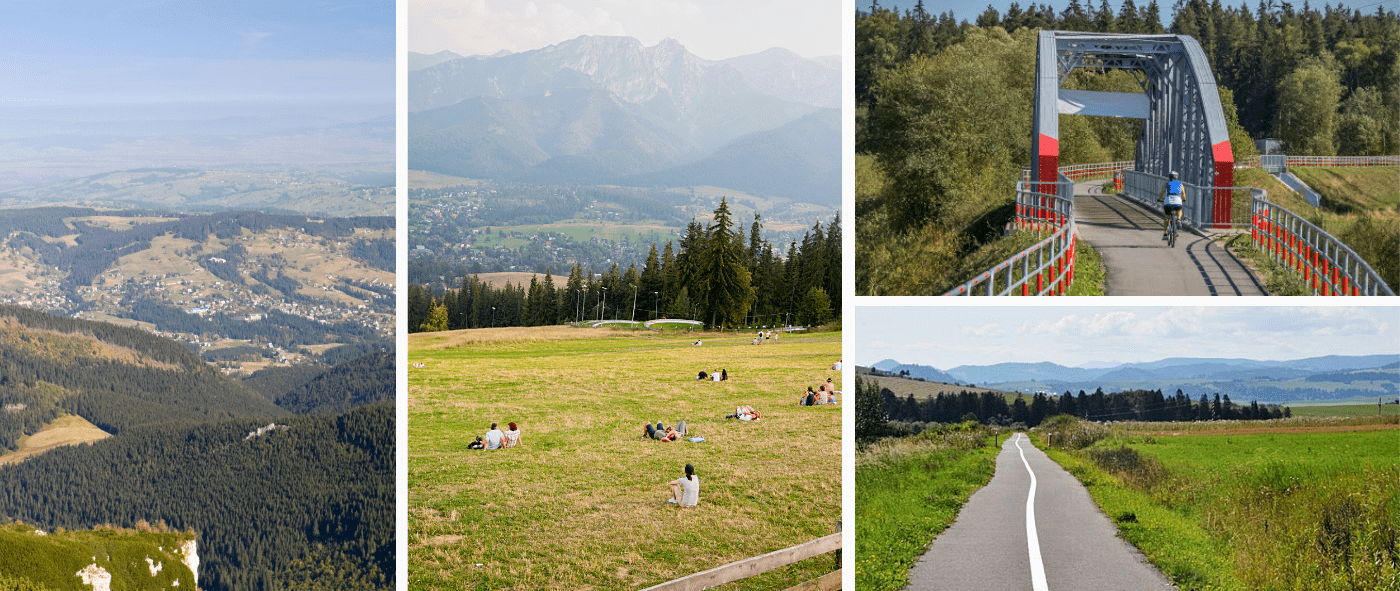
xmin=1038 ymin=417 xmax=1399 ymax=590
xmin=407 ymin=327 xmax=842 ymax=590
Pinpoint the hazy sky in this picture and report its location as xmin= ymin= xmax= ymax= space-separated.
xmin=855 ymin=304 xmax=1400 ymax=369
xmin=410 ymin=0 xmax=842 ymax=61
xmin=3 ymin=0 xmax=394 ymax=107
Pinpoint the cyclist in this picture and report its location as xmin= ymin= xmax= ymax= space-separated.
xmin=1157 ymin=171 xmax=1183 ymax=240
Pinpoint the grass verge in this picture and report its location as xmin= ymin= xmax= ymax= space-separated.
xmin=855 ymin=426 xmax=997 ymax=591
xmin=1038 ymin=419 xmax=1400 ymax=591
xmin=407 ymin=328 xmax=841 ymax=590
xmin=1219 ymin=233 xmax=1309 ymax=295
xmin=1068 ymin=238 xmax=1106 ymax=295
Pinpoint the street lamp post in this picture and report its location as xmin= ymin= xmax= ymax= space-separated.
xmin=630 ymin=284 xmax=638 ymax=324
xmin=491 ymin=306 xmax=496 ymax=328
xmin=652 ymin=291 xmax=658 ymax=321
xmin=600 ymin=287 xmax=607 ymax=322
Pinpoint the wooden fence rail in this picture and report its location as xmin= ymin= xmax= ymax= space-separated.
xmin=640 ymin=532 xmax=841 ymax=591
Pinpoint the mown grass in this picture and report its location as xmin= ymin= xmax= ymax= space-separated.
xmin=407 ymin=328 xmax=841 ymax=590
xmin=855 ymin=425 xmax=998 ymax=591
xmin=1038 ymin=418 xmax=1400 ymax=591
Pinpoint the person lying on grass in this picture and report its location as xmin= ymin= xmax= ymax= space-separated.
xmin=501 ymin=422 xmax=521 ymax=448
xmin=467 ymin=436 xmax=485 ymax=449
xmin=665 ymin=463 xmax=699 ymax=507
xmin=644 ymin=420 xmax=688 ymax=441
xmin=726 ymin=405 xmax=760 ymax=421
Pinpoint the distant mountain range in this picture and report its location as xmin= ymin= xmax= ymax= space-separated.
xmin=408 ymin=36 xmax=839 ymax=205
xmin=865 ymin=354 xmax=1400 ymax=403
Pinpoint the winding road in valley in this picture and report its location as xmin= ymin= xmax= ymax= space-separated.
xmin=906 ymin=433 xmax=1176 ymax=590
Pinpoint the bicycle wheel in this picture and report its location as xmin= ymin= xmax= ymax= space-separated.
xmin=1167 ymin=217 xmax=1178 ymax=248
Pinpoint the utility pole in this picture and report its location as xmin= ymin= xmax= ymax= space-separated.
xmin=600 ymin=287 xmax=607 ymax=322
xmin=630 ymin=284 xmax=638 ymax=324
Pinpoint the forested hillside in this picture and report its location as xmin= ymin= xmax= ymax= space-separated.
xmin=0 ymin=402 xmax=394 ymax=591
xmin=410 ymin=199 xmax=842 ymax=331
xmin=0 ymin=305 xmax=282 ymax=448
xmin=275 ymin=351 xmax=395 ymax=415
xmin=855 ymin=1 xmax=1398 ymax=294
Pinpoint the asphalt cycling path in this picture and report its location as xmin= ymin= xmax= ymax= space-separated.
xmin=1073 ymin=180 xmax=1266 ymax=296
xmin=906 ymin=434 xmax=1175 ymax=591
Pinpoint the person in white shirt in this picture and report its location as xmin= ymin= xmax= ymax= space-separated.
xmin=666 ymin=463 xmax=700 ymax=507
xmin=483 ymin=423 xmax=504 ymax=450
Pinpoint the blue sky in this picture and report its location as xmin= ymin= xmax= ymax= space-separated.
xmin=2 ymin=0 xmax=394 ymax=106
xmin=855 ymin=304 xmax=1400 ymax=369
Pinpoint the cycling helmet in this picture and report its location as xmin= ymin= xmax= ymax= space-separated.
xmin=1169 ymin=171 xmax=1179 ymax=180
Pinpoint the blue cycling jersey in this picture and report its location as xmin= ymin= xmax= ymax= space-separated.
xmin=1166 ymin=180 xmax=1182 ymax=195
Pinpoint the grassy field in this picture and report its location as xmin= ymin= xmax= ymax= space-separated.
xmin=0 ymin=414 xmax=111 ymax=467
xmin=1039 ymin=418 xmax=1400 ymax=590
xmin=855 ymin=426 xmax=998 ymax=591
xmin=407 ymin=327 xmax=842 ymax=590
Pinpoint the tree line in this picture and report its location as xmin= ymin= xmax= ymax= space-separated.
xmin=409 ymin=199 xmax=842 ymax=331
xmin=858 ymin=0 xmax=1398 ymax=156
xmin=856 ymin=376 xmax=1290 ymax=439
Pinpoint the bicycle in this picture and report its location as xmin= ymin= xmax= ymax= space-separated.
xmin=1166 ymin=211 xmax=1179 ymax=248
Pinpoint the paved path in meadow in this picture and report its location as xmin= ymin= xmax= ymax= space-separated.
xmin=906 ymin=434 xmax=1176 ymax=591
xmin=1073 ymin=181 xmax=1266 ymax=296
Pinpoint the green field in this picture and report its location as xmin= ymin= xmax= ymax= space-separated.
xmin=407 ymin=327 xmax=841 ymax=590
xmin=1040 ymin=420 xmax=1400 ymax=590
xmin=855 ymin=426 xmax=998 ymax=591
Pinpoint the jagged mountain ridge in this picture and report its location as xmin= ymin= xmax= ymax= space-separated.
xmin=408 ymin=36 xmax=838 ymax=203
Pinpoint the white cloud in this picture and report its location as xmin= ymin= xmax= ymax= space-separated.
xmin=962 ymin=324 xmax=1006 ymax=338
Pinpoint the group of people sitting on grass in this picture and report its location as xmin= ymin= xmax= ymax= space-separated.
xmin=467 ymin=422 xmax=521 ymax=450
xmin=696 ymin=369 xmax=728 ymax=381
xmin=799 ymin=380 xmax=839 ymax=406
xmin=751 ymin=330 xmax=779 ymax=345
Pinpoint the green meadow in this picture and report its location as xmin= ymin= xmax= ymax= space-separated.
xmin=407 ymin=327 xmax=842 ymax=590
xmin=1040 ymin=420 xmax=1400 ymax=591
xmin=854 ymin=426 xmax=998 ymax=591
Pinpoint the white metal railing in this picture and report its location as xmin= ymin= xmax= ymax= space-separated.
xmin=1056 ymin=160 xmax=1134 ymax=181
xmin=1235 ymin=155 xmax=1399 ymax=170
xmin=1120 ymin=170 xmax=1255 ymax=228
xmin=945 ymin=175 xmax=1077 ymax=296
xmin=1250 ymin=196 xmax=1395 ymax=296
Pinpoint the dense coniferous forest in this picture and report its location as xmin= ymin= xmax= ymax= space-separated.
xmin=241 ymin=365 xmax=336 ymax=401
xmin=858 ymin=376 xmax=1289 ymax=436
xmin=0 ymin=307 xmax=396 ymax=590
xmin=409 ymin=200 xmax=842 ymax=331
xmin=0 ymin=402 xmax=394 ymax=591
xmin=275 ymin=351 xmax=395 ymax=415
